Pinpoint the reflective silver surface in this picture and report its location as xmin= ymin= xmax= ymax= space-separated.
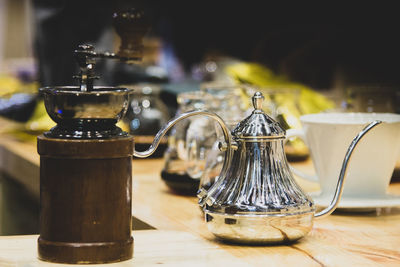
xmin=200 ymin=138 xmax=315 ymax=244
xmin=198 ymin=92 xmax=382 ymax=244
xmin=40 ymin=86 xmax=132 ymax=139
xmin=231 ymin=92 xmax=285 ymax=140
xmin=205 ymin=211 xmax=314 ymax=244
xmin=40 ymin=86 xmax=131 ymax=123
xmin=201 ymin=139 xmax=315 ymax=213
xmin=198 ymin=92 xmax=315 ymax=244
xmin=129 ymin=91 xmax=383 ymax=244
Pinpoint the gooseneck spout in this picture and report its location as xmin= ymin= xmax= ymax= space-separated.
xmin=314 ymin=120 xmax=382 ymax=219
xmin=133 ymin=109 xmax=233 ymax=162
xmin=133 ymin=110 xmax=233 ymax=197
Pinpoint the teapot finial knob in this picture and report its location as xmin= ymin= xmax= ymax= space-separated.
xmin=252 ymin=92 xmax=264 ymax=111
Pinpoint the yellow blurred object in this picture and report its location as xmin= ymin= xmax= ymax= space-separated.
xmin=0 ymin=75 xmax=21 ymax=96
xmin=225 ymin=62 xmax=335 ymax=115
xmin=0 ymin=100 xmax=54 ymax=142
xmin=1 ymin=100 xmax=53 ymax=142
xmin=0 ymin=75 xmax=50 ymax=141
xmin=116 ymin=120 xmax=130 ymax=133
xmin=24 ymin=100 xmax=55 ymax=133
xmin=0 ymin=75 xmax=38 ymax=97
xmin=225 ymin=62 xmax=335 ymax=160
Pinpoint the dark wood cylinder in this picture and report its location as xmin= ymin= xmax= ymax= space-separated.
xmin=37 ymin=135 xmax=134 ymax=264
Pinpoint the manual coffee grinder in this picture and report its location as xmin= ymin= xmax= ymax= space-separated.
xmin=37 ymin=9 xmax=149 ymax=264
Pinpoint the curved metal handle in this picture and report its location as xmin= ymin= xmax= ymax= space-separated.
xmin=133 ymin=109 xmax=233 ymax=160
xmin=314 ymin=120 xmax=382 ymax=219
xmin=134 ymin=109 xmax=233 ymax=209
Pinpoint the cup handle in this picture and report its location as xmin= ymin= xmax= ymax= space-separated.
xmin=285 ymin=129 xmax=319 ymax=182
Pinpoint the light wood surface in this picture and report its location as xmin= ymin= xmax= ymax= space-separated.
xmin=1 ymin=126 xmax=400 ymax=266
xmin=0 ymin=230 xmax=252 ymax=267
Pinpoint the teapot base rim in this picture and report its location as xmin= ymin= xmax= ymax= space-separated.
xmin=204 ymin=210 xmax=314 ymax=245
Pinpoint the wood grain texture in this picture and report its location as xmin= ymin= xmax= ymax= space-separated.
xmin=1 ymin=127 xmax=400 ymax=266
xmin=37 ymin=135 xmax=134 ymax=263
xmin=130 ymin=159 xmax=400 ymax=267
xmin=0 ymin=231 xmax=250 ymax=267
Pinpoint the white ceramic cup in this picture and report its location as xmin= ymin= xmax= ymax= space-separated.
xmin=287 ymin=113 xmax=400 ymax=198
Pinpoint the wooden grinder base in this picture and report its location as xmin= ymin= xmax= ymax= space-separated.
xmin=37 ymin=135 xmax=134 ymax=264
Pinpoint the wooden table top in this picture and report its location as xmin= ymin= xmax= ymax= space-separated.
xmin=1 ymin=127 xmax=400 ymax=266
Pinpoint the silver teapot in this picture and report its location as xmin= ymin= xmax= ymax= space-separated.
xmin=136 ymin=91 xmax=381 ymax=244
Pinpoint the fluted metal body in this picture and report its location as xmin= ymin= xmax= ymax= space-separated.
xmin=198 ymin=92 xmax=314 ymax=244
xmin=198 ymin=92 xmax=382 ymax=244
xmin=201 ymin=137 xmax=314 ymax=244
xmin=205 ymin=140 xmax=314 ymax=215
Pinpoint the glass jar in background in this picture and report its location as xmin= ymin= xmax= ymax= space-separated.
xmin=245 ymin=86 xmax=302 ymax=127
xmin=198 ymin=83 xmax=251 ymax=191
xmin=198 ymin=120 xmax=239 ymax=191
xmin=200 ymin=82 xmax=251 ymax=124
xmin=161 ymin=91 xmax=214 ymax=195
xmin=315 ymin=89 xmax=350 ymax=113
xmin=344 ymin=86 xmax=399 ymax=113
xmin=122 ymin=83 xmax=171 ymax=158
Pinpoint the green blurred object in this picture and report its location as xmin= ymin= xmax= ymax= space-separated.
xmin=225 ymin=62 xmax=336 ymax=161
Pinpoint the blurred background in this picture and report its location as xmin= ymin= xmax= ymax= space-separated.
xmin=0 ymin=0 xmax=400 ymax=234
xmin=1 ymin=0 xmax=399 ymax=160
xmin=0 ymin=0 xmax=398 ymax=138
xmin=1 ymin=1 xmax=399 ymax=112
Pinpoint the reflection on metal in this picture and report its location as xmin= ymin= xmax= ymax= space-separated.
xmin=205 ymin=211 xmax=314 ymax=244
xmin=198 ymin=92 xmax=315 ymax=244
xmin=197 ymin=92 xmax=382 ymax=244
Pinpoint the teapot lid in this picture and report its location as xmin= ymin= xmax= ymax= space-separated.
xmin=232 ymin=92 xmax=285 ymax=140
